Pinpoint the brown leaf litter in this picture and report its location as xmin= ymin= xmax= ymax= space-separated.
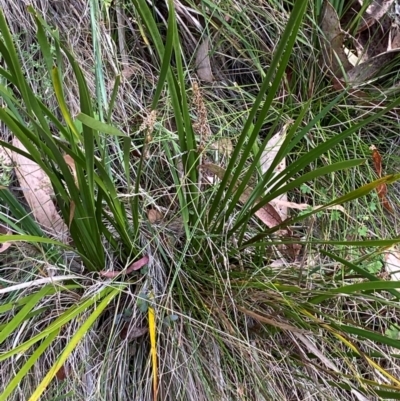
xmin=11 ymin=138 xmax=69 ymax=242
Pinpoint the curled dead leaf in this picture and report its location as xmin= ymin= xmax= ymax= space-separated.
xmin=63 ymin=155 xmax=78 ymax=188
xmin=370 ymin=145 xmax=382 ymax=177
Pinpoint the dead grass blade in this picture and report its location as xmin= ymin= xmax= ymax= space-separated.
xmin=148 ymin=295 xmax=158 ymax=401
xmin=236 ymin=306 xmax=308 ymax=334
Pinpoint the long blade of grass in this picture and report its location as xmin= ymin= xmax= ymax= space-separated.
xmin=309 ymin=250 xmax=400 ymax=302
xmin=208 ymin=0 xmax=308 ymax=222
xmin=245 ymin=174 xmax=400 ymax=242
xmin=0 ymin=285 xmax=53 ymax=346
xmin=148 ymin=296 xmax=157 ymax=401
xmin=130 ymin=0 xmax=197 ymax=230
xmin=0 ymin=328 xmax=60 ymax=401
xmin=28 ymin=286 xmax=122 ymax=401
xmin=0 ymin=285 xmax=116 ymax=363
xmin=77 ymin=113 xmax=127 ymax=136
xmin=51 ymin=67 xmax=80 ymax=142
xmin=232 ymin=159 xmax=365 ymax=234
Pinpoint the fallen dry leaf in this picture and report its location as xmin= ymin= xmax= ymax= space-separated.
xmin=12 ymin=139 xmax=69 ymax=242
xmin=320 ymin=0 xmax=400 ymax=87
xmin=200 ymin=163 xmax=302 ymax=259
xmin=63 ymin=155 xmax=78 ymax=188
xmin=371 ymin=144 xmax=383 ymax=177
xmin=199 ymin=163 xmax=284 ymax=229
xmin=195 ymin=37 xmax=214 ymax=82
xmin=147 ymin=209 xmax=163 ymax=224
xmin=210 ymin=137 xmax=234 ymax=157
xmin=384 ymin=247 xmax=400 ymax=281
xmin=271 ymin=199 xmax=346 ymax=214
xmin=68 ymin=201 xmax=76 ymax=229
xmin=347 ymin=49 xmax=400 ymax=84
xmin=320 ymin=1 xmax=353 ymax=78
xmin=100 ymin=255 xmax=149 ymax=278
xmin=0 ymin=228 xmax=12 ymax=253
xmin=370 ymin=145 xmax=393 ymax=213
xmin=120 ymin=324 xmax=148 ymax=340
xmin=356 ymin=11 xmax=392 ymax=61
xmin=55 ymin=364 xmax=69 ymax=381
xmin=357 ymin=0 xmax=395 ymax=34
xmin=260 ymin=123 xmax=290 ymax=220
xmin=389 ymin=28 xmax=400 ymax=50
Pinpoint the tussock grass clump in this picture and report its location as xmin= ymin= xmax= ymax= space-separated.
xmin=1 ymin=1 xmax=400 ymax=400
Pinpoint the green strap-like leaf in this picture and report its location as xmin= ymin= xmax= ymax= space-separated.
xmin=77 ymin=113 xmax=127 ymax=137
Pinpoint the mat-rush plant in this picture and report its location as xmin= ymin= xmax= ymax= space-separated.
xmin=133 ymin=0 xmax=400 ymax=399
xmin=1 ymin=0 xmax=400 ymax=399
xmin=0 ymin=6 xmax=137 ymax=400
